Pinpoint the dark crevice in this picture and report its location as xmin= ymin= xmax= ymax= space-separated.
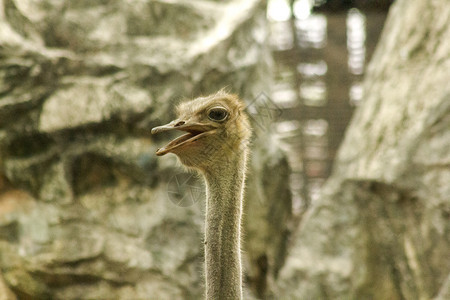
xmin=71 ymin=153 xmax=118 ymax=196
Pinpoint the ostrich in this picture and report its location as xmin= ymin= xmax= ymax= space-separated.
xmin=151 ymin=91 xmax=251 ymax=299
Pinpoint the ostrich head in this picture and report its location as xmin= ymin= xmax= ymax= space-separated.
xmin=151 ymin=91 xmax=251 ymax=172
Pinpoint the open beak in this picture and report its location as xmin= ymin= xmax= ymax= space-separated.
xmin=151 ymin=120 xmax=216 ymax=156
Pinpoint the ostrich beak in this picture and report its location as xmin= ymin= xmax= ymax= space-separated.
xmin=151 ymin=120 xmax=182 ymax=135
xmin=151 ymin=120 xmax=216 ymax=156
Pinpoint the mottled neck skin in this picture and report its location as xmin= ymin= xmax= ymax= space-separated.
xmin=202 ymin=149 xmax=248 ymax=300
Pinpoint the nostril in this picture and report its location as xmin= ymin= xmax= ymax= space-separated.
xmin=175 ymin=121 xmax=185 ymax=127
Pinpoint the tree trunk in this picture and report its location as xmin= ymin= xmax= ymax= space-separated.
xmin=277 ymin=0 xmax=450 ymax=299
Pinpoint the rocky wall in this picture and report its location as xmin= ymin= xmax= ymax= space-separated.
xmin=0 ymin=0 xmax=292 ymax=298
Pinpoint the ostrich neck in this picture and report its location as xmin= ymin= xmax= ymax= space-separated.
xmin=203 ymin=150 xmax=248 ymax=300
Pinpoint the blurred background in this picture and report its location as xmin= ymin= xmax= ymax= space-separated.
xmin=266 ymin=0 xmax=392 ymax=212
xmin=0 ymin=0 xmax=448 ymax=299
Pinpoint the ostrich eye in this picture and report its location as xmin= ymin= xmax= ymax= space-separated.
xmin=207 ymin=107 xmax=228 ymax=122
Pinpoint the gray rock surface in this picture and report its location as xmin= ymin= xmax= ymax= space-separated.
xmin=277 ymin=0 xmax=450 ymax=299
xmin=0 ymin=0 xmax=293 ymax=298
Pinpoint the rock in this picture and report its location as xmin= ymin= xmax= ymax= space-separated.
xmin=245 ymin=130 xmax=293 ymax=298
xmin=277 ymin=0 xmax=450 ymax=299
xmin=0 ymin=273 xmax=16 ymax=300
xmin=0 ymin=0 xmax=293 ymax=298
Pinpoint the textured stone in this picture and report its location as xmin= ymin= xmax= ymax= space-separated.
xmin=277 ymin=0 xmax=450 ymax=299
xmin=0 ymin=0 xmax=292 ymax=298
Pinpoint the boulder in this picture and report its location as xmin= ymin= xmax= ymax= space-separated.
xmin=0 ymin=0 xmax=292 ymax=298
xmin=277 ymin=0 xmax=450 ymax=299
